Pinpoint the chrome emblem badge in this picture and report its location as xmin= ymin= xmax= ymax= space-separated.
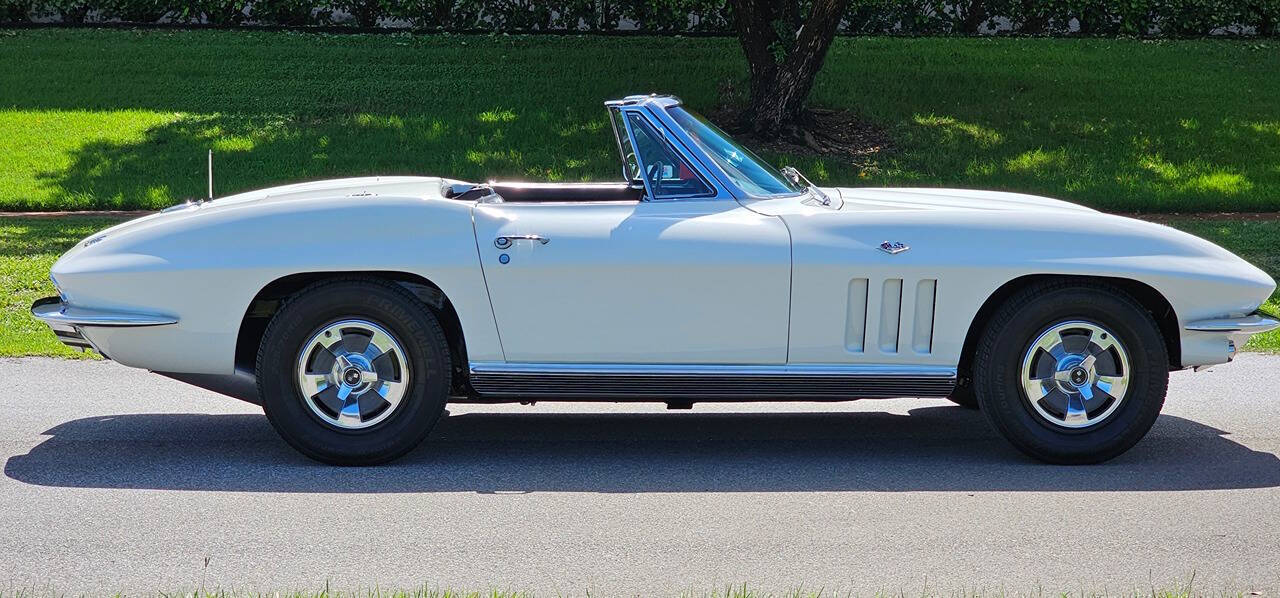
xmin=879 ymin=241 xmax=909 ymax=255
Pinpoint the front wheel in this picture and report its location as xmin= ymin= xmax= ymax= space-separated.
xmin=256 ymin=278 xmax=452 ymax=465
xmin=973 ymin=282 xmax=1169 ymax=464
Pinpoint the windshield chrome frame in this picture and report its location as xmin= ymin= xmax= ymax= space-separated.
xmin=606 ymin=107 xmax=633 ymax=184
xmin=644 ymin=97 xmax=806 ymax=201
xmin=605 ymin=95 xmax=807 ymax=202
xmin=608 ymin=98 xmax=733 ymax=202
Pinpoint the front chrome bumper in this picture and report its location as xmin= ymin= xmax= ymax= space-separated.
xmin=1182 ymin=310 xmax=1278 ymax=368
xmin=30 ymin=296 xmax=178 ymax=352
xmin=1185 ymin=312 xmax=1280 ymax=334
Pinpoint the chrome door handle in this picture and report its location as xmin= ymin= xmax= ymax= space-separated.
xmin=495 ymin=235 xmax=550 ymax=249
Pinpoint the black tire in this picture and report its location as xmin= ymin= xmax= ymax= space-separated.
xmin=256 ymin=278 xmax=452 ymax=465
xmin=973 ymin=281 xmax=1169 ymax=464
xmin=947 ymin=381 xmax=979 ymax=409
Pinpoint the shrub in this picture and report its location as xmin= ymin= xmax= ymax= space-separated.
xmin=100 ymin=0 xmax=173 ymax=22
xmin=390 ymin=0 xmax=475 ymax=28
xmin=1 ymin=0 xmax=35 ymax=21
xmin=621 ymin=0 xmax=729 ymax=32
xmin=42 ymin=0 xmax=96 ymax=22
xmin=1246 ymin=0 xmax=1280 ymax=34
xmin=251 ymin=0 xmax=330 ymax=25
xmin=6 ymin=0 xmax=1277 ymax=35
xmin=329 ymin=0 xmax=397 ymax=26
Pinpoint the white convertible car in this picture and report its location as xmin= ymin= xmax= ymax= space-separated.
xmin=34 ymin=94 xmax=1277 ymax=465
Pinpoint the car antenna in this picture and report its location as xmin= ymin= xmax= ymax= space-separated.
xmin=207 ymin=149 xmax=214 ymax=201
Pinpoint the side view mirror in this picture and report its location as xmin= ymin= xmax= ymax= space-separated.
xmin=781 ymin=166 xmax=803 ymax=187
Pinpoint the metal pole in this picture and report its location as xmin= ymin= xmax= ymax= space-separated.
xmin=207 ymin=149 xmax=213 ymax=200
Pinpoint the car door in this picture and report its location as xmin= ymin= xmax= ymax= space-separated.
xmin=471 ymin=109 xmax=791 ymax=365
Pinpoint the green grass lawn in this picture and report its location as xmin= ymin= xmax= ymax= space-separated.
xmin=1 ymin=30 xmax=1279 ymax=212
xmin=1 ymin=215 xmax=1275 ymax=358
xmin=0 ymin=216 xmax=121 ymax=357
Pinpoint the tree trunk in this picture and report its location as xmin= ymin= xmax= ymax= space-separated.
xmin=956 ymin=0 xmax=988 ymax=34
xmin=1016 ymin=0 xmax=1049 ymax=34
xmin=730 ymin=0 xmax=849 ymax=139
xmin=1254 ymin=2 xmax=1277 ymax=36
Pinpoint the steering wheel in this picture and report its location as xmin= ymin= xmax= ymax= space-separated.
xmin=649 ymin=160 xmax=666 ymax=195
xmin=624 ymin=152 xmax=640 ymax=182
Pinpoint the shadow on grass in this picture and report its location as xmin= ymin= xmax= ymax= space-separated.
xmin=0 ymin=217 xmax=127 ymax=256
xmin=8 ymin=32 xmax=1280 ymax=211
xmin=34 ymin=110 xmax=621 ymax=210
xmin=38 ymin=108 xmax=1280 ymax=212
xmin=842 ymin=113 xmax=1280 ymax=213
xmin=7 ymin=407 xmax=1278 ymax=493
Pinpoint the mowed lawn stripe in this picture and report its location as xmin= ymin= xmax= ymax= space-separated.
xmin=0 ymin=30 xmax=1278 ymax=212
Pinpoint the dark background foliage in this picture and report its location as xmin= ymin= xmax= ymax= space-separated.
xmin=1 ymin=0 xmax=1276 ymax=35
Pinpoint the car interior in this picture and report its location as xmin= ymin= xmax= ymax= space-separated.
xmin=492 ymin=182 xmax=645 ymax=203
xmin=440 ymin=106 xmax=712 ymax=203
xmin=443 ymin=178 xmax=695 ymax=203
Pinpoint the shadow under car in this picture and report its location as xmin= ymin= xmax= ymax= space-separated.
xmin=6 ymin=406 xmax=1279 ymax=493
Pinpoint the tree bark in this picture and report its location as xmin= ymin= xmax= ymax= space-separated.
xmin=956 ymin=0 xmax=988 ymax=34
xmin=1016 ymin=0 xmax=1049 ymax=34
xmin=730 ymin=0 xmax=849 ymax=139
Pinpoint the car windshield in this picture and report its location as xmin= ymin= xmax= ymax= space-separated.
xmin=666 ymin=106 xmax=806 ymax=197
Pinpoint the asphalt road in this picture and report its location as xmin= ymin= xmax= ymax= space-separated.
xmin=2 ymin=356 xmax=1280 ymax=595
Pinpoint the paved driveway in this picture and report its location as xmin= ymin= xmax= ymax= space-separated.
xmin=2 ymin=356 xmax=1278 ymax=594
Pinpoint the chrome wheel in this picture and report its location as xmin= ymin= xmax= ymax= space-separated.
xmin=295 ymin=319 xmax=410 ymax=430
xmin=1019 ymin=320 xmax=1130 ymax=429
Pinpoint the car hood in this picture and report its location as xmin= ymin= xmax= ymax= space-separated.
xmin=832 ymin=187 xmax=1098 ymax=214
xmin=746 ymin=186 xmax=1275 ymax=315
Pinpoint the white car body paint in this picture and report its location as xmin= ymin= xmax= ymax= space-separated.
xmin=745 ymin=187 xmax=1275 ymax=369
xmin=473 ymin=198 xmax=791 ymax=364
xmin=35 ymin=96 xmax=1276 ymax=390
xmin=45 ymin=176 xmax=1274 ymax=377
xmin=49 ymin=176 xmax=502 ymax=374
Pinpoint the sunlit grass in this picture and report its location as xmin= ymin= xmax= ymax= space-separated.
xmin=1 ymin=31 xmax=1279 ymax=211
xmin=0 ymin=216 xmax=122 ymax=357
xmin=0 ymin=109 xmax=186 ymax=209
xmin=912 ymin=114 xmax=1005 ymax=148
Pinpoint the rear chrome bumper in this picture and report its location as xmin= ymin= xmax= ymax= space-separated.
xmin=30 ymin=296 xmax=178 ymax=352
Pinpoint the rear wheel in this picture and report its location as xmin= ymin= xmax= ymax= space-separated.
xmin=256 ymin=278 xmax=451 ymax=465
xmin=973 ymin=282 xmax=1169 ymax=464
xmin=946 ymin=383 xmax=978 ymax=409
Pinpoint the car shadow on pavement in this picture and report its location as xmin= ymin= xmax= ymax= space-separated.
xmin=6 ymin=406 xmax=1279 ymax=493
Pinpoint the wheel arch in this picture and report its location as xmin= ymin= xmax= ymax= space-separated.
xmin=956 ymin=274 xmax=1181 ymax=387
xmin=235 ymin=271 xmax=471 ymax=395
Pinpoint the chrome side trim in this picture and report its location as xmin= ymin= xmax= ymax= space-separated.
xmin=31 ymin=296 xmax=178 ymax=327
xmin=468 ymin=361 xmax=957 ymax=400
xmin=470 ymin=362 xmax=957 ymax=377
xmin=1185 ymin=312 xmax=1279 ymax=333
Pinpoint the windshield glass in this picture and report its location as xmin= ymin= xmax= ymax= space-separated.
xmin=666 ymin=106 xmax=805 ymax=196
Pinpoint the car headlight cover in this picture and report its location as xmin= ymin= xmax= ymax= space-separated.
xmin=50 ymin=274 xmax=67 ymax=303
